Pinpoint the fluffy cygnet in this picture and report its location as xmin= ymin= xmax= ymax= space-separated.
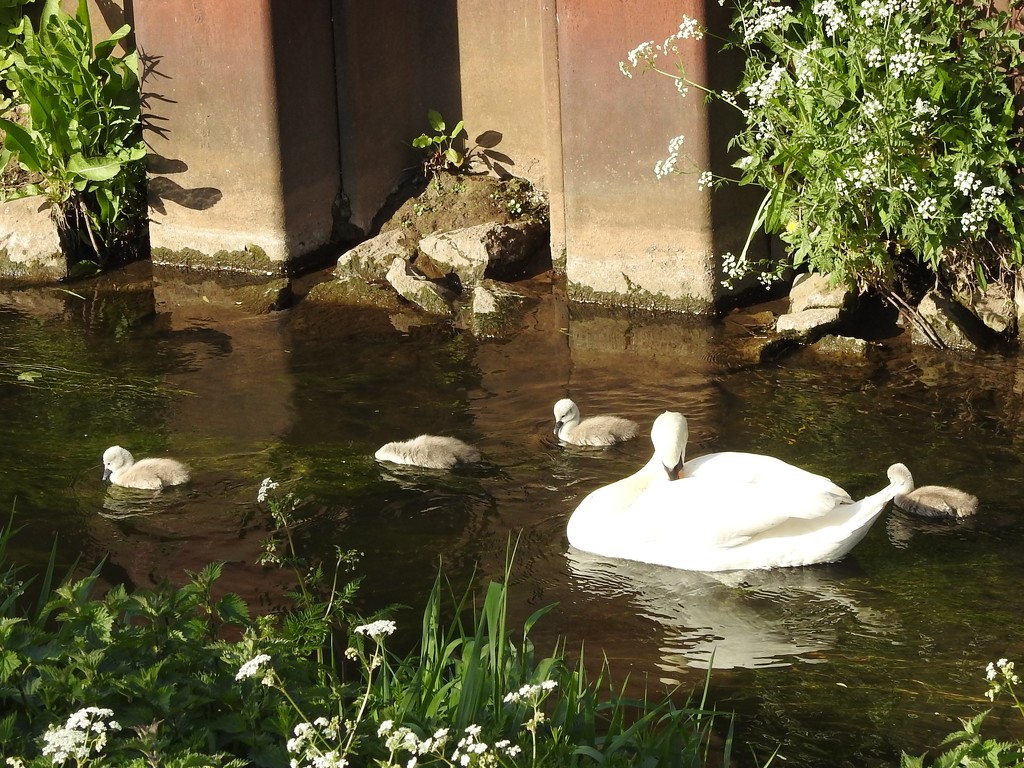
xmin=102 ymin=445 xmax=191 ymax=490
xmin=553 ymin=398 xmax=639 ymax=447
xmin=374 ymin=435 xmax=481 ymax=469
xmin=895 ymin=482 xmax=979 ymax=519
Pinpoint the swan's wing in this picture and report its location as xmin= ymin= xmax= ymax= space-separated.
xmin=630 ymin=477 xmax=845 ymax=549
xmin=683 ymin=452 xmax=850 ymax=500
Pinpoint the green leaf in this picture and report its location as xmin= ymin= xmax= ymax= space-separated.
xmin=68 ymin=152 xmax=122 ymax=181
xmin=427 ymin=108 xmax=445 ymax=132
xmin=0 ymin=117 xmax=42 ymax=172
xmin=16 ymin=371 xmax=42 ymax=382
xmin=444 ymin=148 xmax=463 ymax=166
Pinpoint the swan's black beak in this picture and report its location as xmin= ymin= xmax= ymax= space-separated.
xmin=102 ymin=467 xmax=111 ymax=482
xmin=664 ymin=459 xmax=684 ymax=481
xmin=553 ymin=421 xmax=562 ymax=436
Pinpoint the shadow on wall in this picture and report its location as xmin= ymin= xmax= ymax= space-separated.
xmin=138 ymin=48 xmax=223 ymax=214
xmin=332 ymin=0 xmax=464 ymax=236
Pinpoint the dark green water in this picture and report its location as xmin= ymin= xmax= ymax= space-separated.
xmin=2 ymin=263 xmax=1023 ymax=767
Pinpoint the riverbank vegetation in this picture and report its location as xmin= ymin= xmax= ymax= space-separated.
xmin=625 ymin=0 xmax=1024 ymax=319
xmin=0 ymin=481 xmax=733 ymax=767
xmin=0 ymin=0 xmax=147 ymax=273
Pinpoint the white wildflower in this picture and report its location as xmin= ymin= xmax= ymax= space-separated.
xmin=812 ymin=0 xmax=848 ymax=36
xmin=953 ymin=170 xmax=981 ymax=196
xmin=917 ymin=196 xmax=938 ymax=220
xmin=257 ymin=477 xmax=279 ymax=503
xmin=354 ymin=619 xmax=397 ymax=639
xmin=697 ymin=171 xmax=714 ymax=190
xmin=743 ymin=62 xmax=786 ymax=108
xmin=41 ymin=708 xmax=121 ymax=763
xmin=744 ymin=1 xmax=791 ymax=40
xmin=236 ymin=653 xmax=273 ymax=681
xmin=862 ymin=95 xmax=883 ymax=120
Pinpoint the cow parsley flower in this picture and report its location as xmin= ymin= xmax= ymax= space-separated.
xmin=354 ymin=619 xmax=397 ymax=639
xmin=258 ymin=477 xmax=279 ymax=503
xmin=42 ymin=708 xmax=121 ymax=764
xmin=236 ymin=653 xmax=273 ymax=682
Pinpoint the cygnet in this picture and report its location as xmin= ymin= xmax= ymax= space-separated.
xmin=102 ymin=445 xmax=191 ymax=490
xmin=553 ymin=398 xmax=639 ymax=447
xmin=374 ymin=435 xmax=481 ymax=469
xmin=895 ymin=476 xmax=979 ymax=519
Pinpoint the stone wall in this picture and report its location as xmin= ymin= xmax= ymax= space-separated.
xmin=3 ymin=0 xmax=762 ymax=312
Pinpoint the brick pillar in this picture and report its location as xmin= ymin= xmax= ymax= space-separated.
xmin=132 ymin=2 xmax=340 ymax=272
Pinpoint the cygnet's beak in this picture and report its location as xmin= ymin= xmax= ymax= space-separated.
xmin=553 ymin=421 xmax=562 ymax=436
xmin=102 ymin=467 xmax=111 ymax=482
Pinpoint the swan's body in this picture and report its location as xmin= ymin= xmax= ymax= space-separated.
xmin=894 ymin=468 xmax=978 ymax=519
xmin=102 ymin=445 xmax=191 ymax=490
xmin=374 ymin=435 xmax=480 ymax=469
xmin=566 ymin=411 xmax=912 ymax=572
xmin=553 ymin=398 xmax=639 ymax=447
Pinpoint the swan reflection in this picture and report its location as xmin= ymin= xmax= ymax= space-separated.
xmin=566 ymin=548 xmax=894 ymax=670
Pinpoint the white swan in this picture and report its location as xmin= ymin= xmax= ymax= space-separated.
xmin=102 ymin=445 xmax=191 ymax=490
xmin=893 ymin=468 xmax=978 ymax=519
xmin=566 ymin=411 xmax=912 ymax=571
xmin=374 ymin=435 xmax=481 ymax=469
xmin=553 ymin=398 xmax=639 ymax=446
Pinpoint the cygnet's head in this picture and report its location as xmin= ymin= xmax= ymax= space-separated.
xmin=101 ymin=445 xmax=133 ymax=481
xmin=553 ymin=398 xmax=580 ymax=431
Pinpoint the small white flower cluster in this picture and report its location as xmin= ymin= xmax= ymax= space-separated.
xmin=618 ymin=40 xmax=657 ymax=78
xmin=911 ymin=98 xmax=938 ymax=135
xmin=848 ymin=123 xmax=869 ymax=145
xmin=954 ymin=170 xmax=981 ymax=196
xmin=236 ymin=652 xmax=274 ymax=683
xmin=794 ymin=40 xmax=821 ymax=86
xmin=503 ymin=679 xmax=558 ymax=705
xmin=985 ymin=658 xmax=1021 ymax=702
xmin=889 ymin=35 xmax=925 ymax=78
xmin=654 ymin=135 xmax=685 ymax=179
xmin=865 ymin=46 xmax=884 ymax=67
xmin=736 ymin=155 xmax=755 ymax=170
xmin=812 ymin=0 xmax=848 ymax=36
xmin=354 ymin=619 xmax=397 ymax=640
xmin=961 ymin=185 xmax=1002 ymax=235
xmin=697 ymin=171 xmax=715 ymax=191
xmin=258 ymin=477 xmax=280 ymax=503
xmin=662 ymin=15 xmax=705 ymax=54
xmin=743 ymin=62 xmax=786 ymax=109
xmin=449 ymin=724 xmax=522 ymax=767
xmin=859 ymin=0 xmax=920 ymax=24
xmin=862 ymin=95 xmax=883 ymax=120
xmin=288 ymin=717 xmax=346 ymax=768
xmin=41 ymin=707 xmax=121 ymax=764
xmin=916 ymin=196 xmax=938 ymax=220
xmin=754 ymin=118 xmax=775 ymax=142
xmin=378 ymin=720 xmax=450 ymax=762
xmin=898 ymin=176 xmax=917 ymax=193
xmin=720 ymin=251 xmax=750 ymax=287
xmin=743 ymin=1 xmax=791 ymax=42
xmin=844 ymin=150 xmax=882 ymax=190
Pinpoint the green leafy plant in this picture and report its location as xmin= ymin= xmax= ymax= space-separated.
xmin=902 ymin=658 xmax=1024 ymax=767
xmin=412 ymin=108 xmax=471 ymax=175
xmin=622 ymin=0 xmax=1024 ymax=311
xmin=0 ymin=480 xmax=741 ymax=767
xmin=0 ymin=0 xmax=147 ymax=271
